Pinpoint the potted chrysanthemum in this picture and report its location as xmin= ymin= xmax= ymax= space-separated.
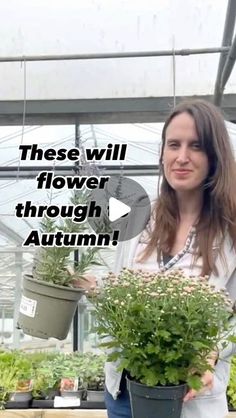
xmin=92 ymin=268 xmax=235 ymax=418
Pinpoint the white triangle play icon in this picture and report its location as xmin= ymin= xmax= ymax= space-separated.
xmin=108 ymin=197 xmax=131 ymax=222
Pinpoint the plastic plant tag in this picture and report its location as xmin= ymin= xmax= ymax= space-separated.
xmin=19 ymin=295 xmax=37 ymax=318
xmin=60 ymin=378 xmax=78 ymax=391
xmin=54 ymin=395 xmax=81 ymax=408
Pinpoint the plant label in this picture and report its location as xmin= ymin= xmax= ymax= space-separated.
xmin=54 ymin=396 xmax=81 ymax=408
xmin=19 ymin=295 xmax=37 ymax=317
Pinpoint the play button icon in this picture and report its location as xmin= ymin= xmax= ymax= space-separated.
xmin=87 ymin=176 xmax=151 ymax=242
xmin=108 ymin=197 xmax=131 ymax=222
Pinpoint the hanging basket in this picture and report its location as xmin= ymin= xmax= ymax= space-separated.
xmin=127 ymin=378 xmax=187 ymax=418
xmin=17 ymin=275 xmax=84 ymax=340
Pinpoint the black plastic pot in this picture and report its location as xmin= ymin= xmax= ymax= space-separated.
xmin=31 ymin=399 xmax=106 ymax=409
xmin=127 ymin=378 xmax=187 ymax=418
xmin=17 ymin=275 xmax=84 ymax=340
xmin=9 ymin=391 xmax=32 ymax=402
xmin=60 ymin=389 xmax=84 ymax=399
xmin=86 ymin=390 xmax=105 ymax=402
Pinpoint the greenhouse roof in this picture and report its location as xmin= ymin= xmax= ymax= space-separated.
xmin=0 ymin=1 xmax=236 ymax=123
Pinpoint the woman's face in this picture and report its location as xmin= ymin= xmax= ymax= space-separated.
xmin=162 ymin=112 xmax=209 ymax=193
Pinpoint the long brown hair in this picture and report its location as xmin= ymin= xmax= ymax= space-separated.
xmin=141 ymin=99 xmax=236 ymax=275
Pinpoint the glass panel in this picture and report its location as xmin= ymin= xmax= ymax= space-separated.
xmin=0 ymin=125 xmax=75 ymax=167
xmin=81 ymin=123 xmax=162 ymax=165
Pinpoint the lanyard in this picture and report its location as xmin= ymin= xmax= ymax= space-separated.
xmin=159 ymin=226 xmax=196 ymax=272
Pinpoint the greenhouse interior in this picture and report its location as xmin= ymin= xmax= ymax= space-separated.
xmin=1 ymin=0 xmax=236 ymax=417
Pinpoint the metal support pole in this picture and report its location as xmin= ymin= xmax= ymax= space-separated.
xmin=13 ymin=252 xmax=23 ymax=348
xmin=1 ymin=307 xmax=5 ymax=344
xmin=72 ymin=121 xmax=80 ymax=352
xmin=214 ymin=0 xmax=236 ymax=105
xmin=220 ymin=34 xmax=236 ymax=91
xmin=72 ymin=294 xmax=79 ymax=351
xmin=0 ymin=47 xmax=230 ymax=63
xmin=91 ymin=125 xmax=98 ymax=147
xmin=77 ymin=301 xmax=86 ymax=352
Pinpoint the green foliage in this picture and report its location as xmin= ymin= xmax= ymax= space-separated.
xmin=32 ymin=190 xmax=103 ymax=287
xmin=0 ymin=351 xmax=33 ymax=409
xmin=92 ymin=269 xmax=234 ymax=388
xmin=26 ymin=350 xmax=58 ymax=366
xmin=227 ymin=356 xmax=236 ymax=409
xmin=32 ymin=351 xmax=106 ymax=397
xmin=76 ymin=352 xmax=106 ymax=390
xmin=0 ymin=350 xmax=106 ymax=405
xmin=32 ymin=352 xmax=86 ymax=397
xmin=32 ymin=353 xmax=67 ymax=398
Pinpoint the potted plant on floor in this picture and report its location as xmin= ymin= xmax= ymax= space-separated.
xmin=32 ymin=354 xmax=61 ymax=403
xmin=82 ymin=353 xmax=106 ymax=402
xmin=0 ymin=351 xmax=33 ymax=409
xmin=56 ymin=353 xmax=86 ymax=400
xmin=0 ymin=367 xmax=18 ymax=409
xmin=92 ymin=269 xmax=235 ymax=418
xmin=32 ymin=352 xmax=85 ymax=405
xmin=17 ymin=190 xmax=103 ymax=340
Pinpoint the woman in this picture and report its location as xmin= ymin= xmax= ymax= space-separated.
xmin=104 ymin=99 xmax=236 ymax=418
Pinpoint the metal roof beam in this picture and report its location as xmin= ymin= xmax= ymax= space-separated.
xmin=1 ymin=94 xmax=236 ymax=126
xmin=214 ymin=0 xmax=236 ymax=106
xmin=220 ymin=34 xmax=236 ymax=93
xmin=0 ymin=47 xmax=230 ymax=63
xmin=0 ymin=220 xmax=23 ymax=245
xmin=0 ymin=164 xmax=160 ymax=179
xmin=0 ymin=247 xmax=33 ymax=253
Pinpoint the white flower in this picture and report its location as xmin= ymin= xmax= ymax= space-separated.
xmin=150 ymin=292 xmax=159 ymax=297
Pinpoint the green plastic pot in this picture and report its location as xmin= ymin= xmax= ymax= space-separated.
xmin=17 ymin=275 xmax=84 ymax=340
